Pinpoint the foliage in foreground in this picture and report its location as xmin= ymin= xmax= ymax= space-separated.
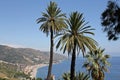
xmin=0 ymin=78 xmax=8 ymax=80
xmin=83 ymin=48 xmax=110 ymax=80
xmin=0 ymin=62 xmax=30 ymax=80
xmin=62 ymin=72 xmax=90 ymax=80
xmin=101 ymin=0 xmax=120 ymax=40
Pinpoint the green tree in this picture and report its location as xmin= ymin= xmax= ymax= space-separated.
xmin=76 ymin=72 xmax=90 ymax=80
xmin=36 ymin=1 xmax=66 ymax=80
xmin=101 ymin=0 xmax=120 ymax=40
xmin=56 ymin=11 xmax=97 ymax=80
xmin=62 ymin=73 xmax=70 ymax=80
xmin=62 ymin=72 xmax=90 ymax=80
xmin=83 ymin=48 xmax=110 ymax=80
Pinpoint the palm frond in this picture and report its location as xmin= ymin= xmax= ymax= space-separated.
xmin=76 ymin=72 xmax=90 ymax=80
xmin=36 ymin=17 xmax=47 ymax=24
xmin=37 ymin=1 xmax=66 ymax=36
xmin=56 ymin=11 xmax=97 ymax=57
xmin=83 ymin=48 xmax=111 ymax=80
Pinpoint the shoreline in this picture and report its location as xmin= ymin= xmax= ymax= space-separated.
xmin=24 ymin=60 xmax=64 ymax=78
xmin=24 ymin=64 xmax=48 ymax=78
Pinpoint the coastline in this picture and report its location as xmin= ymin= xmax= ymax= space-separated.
xmin=24 ymin=60 xmax=65 ymax=78
xmin=24 ymin=64 xmax=48 ymax=78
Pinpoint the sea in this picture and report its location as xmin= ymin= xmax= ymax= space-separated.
xmin=36 ymin=57 xmax=120 ymax=80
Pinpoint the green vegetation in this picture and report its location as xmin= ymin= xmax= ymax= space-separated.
xmin=101 ymin=0 xmax=120 ymax=40
xmin=0 ymin=45 xmax=66 ymax=65
xmin=35 ymin=1 xmax=112 ymax=80
xmin=83 ymin=48 xmax=110 ymax=80
xmin=76 ymin=72 xmax=90 ymax=80
xmin=56 ymin=12 xmax=97 ymax=80
xmin=36 ymin=1 xmax=66 ymax=80
xmin=62 ymin=72 xmax=90 ymax=80
xmin=62 ymin=73 xmax=70 ymax=80
xmin=0 ymin=77 xmax=9 ymax=80
xmin=0 ymin=62 xmax=17 ymax=78
xmin=0 ymin=45 xmax=66 ymax=80
xmin=0 ymin=1 xmax=115 ymax=80
xmin=0 ymin=62 xmax=30 ymax=80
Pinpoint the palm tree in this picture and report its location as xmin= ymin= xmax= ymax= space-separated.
xmin=83 ymin=48 xmax=110 ymax=80
xmin=76 ymin=72 xmax=90 ymax=80
xmin=62 ymin=72 xmax=90 ymax=80
xmin=36 ymin=1 xmax=66 ymax=80
xmin=62 ymin=73 xmax=70 ymax=80
xmin=56 ymin=11 xmax=97 ymax=80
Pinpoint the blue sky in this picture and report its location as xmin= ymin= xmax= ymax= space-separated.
xmin=0 ymin=0 xmax=120 ymax=56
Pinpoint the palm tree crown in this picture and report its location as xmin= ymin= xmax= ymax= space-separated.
xmin=83 ymin=48 xmax=110 ymax=80
xmin=62 ymin=72 xmax=90 ymax=80
xmin=56 ymin=11 xmax=97 ymax=56
xmin=36 ymin=1 xmax=66 ymax=36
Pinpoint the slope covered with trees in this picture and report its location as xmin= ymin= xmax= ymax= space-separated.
xmin=0 ymin=45 xmax=66 ymax=65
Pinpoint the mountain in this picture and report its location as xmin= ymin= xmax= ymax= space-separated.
xmin=0 ymin=45 xmax=67 ymax=79
xmin=0 ymin=61 xmax=30 ymax=80
xmin=0 ymin=45 xmax=66 ymax=65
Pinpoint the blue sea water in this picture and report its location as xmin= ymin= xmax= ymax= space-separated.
xmin=36 ymin=57 xmax=120 ymax=80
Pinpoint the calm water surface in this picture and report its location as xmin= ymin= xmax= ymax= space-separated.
xmin=36 ymin=57 xmax=120 ymax=80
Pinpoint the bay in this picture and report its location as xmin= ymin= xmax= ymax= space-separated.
xmin=36 ymin=57 xmax=120 ymax=80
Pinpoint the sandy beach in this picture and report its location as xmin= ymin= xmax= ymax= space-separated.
xmin=24 ymin=64 xmax=48 ymax=78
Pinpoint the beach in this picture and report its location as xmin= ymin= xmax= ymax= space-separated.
xmin=24 ymin=64 xmax=48 ymax=78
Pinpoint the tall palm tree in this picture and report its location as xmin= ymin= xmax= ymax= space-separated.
xmin=56 ymin=11 xmax=97 ymax=80
xmin=36 ymin=1 xmax=66 ymax=80
xmin=83 ymin=48 xmax=110 ymax=80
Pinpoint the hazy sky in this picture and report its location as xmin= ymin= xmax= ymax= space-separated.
xmin=0 ymin=0 xmax=120 ymax=56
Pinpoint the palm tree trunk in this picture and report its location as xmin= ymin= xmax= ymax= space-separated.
xmin=47 ymin=27 xmax=54 ymax=80
xmin=70 ymin=42 xmax=76 ymax=80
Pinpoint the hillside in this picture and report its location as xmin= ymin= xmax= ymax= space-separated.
xmin=0 ymin=61 xmax=30 ymax=80
xmin=0 ymin=45 xmax=66 ymax=65
xmin=0 ymin=45 xmax=66 ymax=79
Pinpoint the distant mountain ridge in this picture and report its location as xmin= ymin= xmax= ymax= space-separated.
xmin=0 ymin=45 xmax=66 ymax=65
